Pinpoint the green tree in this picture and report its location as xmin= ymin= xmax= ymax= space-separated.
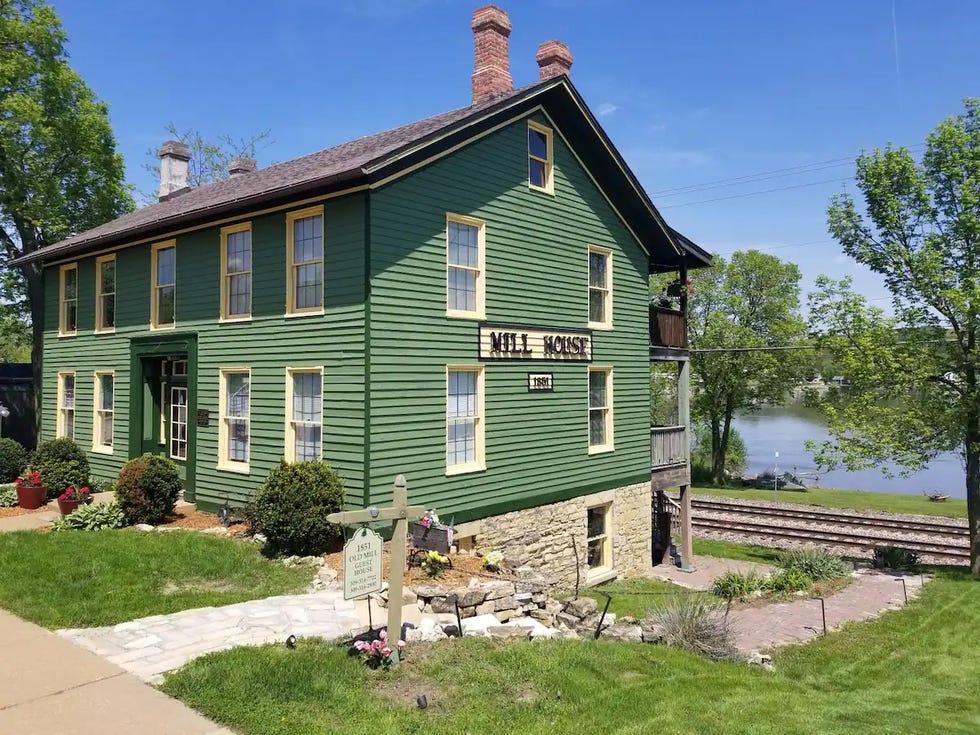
xmin=685 ymin=251 xmax=808 ymax=484
xmin=813 ymin=98 xmax=980 ymax=575
xmin=0 ymin=0 xmax=133 ymax=380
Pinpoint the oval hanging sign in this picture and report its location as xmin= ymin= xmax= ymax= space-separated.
xmin=343 ymin=526 xmax=384 ymax=600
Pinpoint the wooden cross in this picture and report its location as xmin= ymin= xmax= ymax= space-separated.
xmin=326 ymin=474 xmax=425 ymax=667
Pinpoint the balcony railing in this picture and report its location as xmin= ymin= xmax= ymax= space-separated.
xmin=651 ymin=425 xmax=688 ymax=469
xmin=650 ymin=305 xmax=687 ymax=349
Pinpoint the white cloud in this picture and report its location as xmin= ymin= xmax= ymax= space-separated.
xmin=596 ymin=102 xmax=619 ymax=118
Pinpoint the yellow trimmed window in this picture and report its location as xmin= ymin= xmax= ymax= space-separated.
xmin=219 ymin=369 xmax=250 ymax=472
xmin=59 ymin=264 xmax=78 ymax=336
xmin=220 ymin=222 xmax=252 ymax=319
xmin=586 ymin=504 xmax=612 ymax=571
xmin=528 ymin=120 xmax=554 ymax=193
xmin=93 ymin=372 xmax=114 ymax=452
xmin=95 ymin=254 xmax=116 ymax=332
xmin=285 ymin=368 xmax=323 ymax=461
xmin=170 ymin=386 xmax=188 ymax=461
xmin=446 ymin=214 xmax=485 ymax=319
xmin=286 ymin=206 xmax=324 ymax=315
xmin=56 ymin=372 xmax=75 ymax=439
xmin=151 ymin=241 xmax=176 ymax=328
xmin=446 ymin=366 xmax=485 ymax=475
xmin=588 ymin=367 xmax=613 ymax=453
xmin=588 ymin=246 xmax=612 ymax=329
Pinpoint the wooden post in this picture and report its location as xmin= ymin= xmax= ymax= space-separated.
xmin=678 ymin=357 xmax=694 ymax=570
xmin=387 ymin=474 xmax=409 ymax=666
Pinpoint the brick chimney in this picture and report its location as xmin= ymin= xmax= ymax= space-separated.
xmin=471 ymin=5 xmax=513 ymax=103
xmin=158 ymin=140 xmax=191 ymax=200
xmin=536 ymin=40 xmax=573 ymax=80
xmin=228 ymin=157 xmax=257 ymax=177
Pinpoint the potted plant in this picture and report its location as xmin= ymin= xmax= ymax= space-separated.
xmin=15 ymin=470 xmax=47 ymax=510
xmin=57 ymin=486 xmax=92 ymax=516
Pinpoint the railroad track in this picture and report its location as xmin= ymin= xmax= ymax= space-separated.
xmin=682 ymin=496 xmax=971 ymax=563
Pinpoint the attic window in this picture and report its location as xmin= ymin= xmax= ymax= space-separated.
xmin=528 ymin=121 xmax=554 ymax=193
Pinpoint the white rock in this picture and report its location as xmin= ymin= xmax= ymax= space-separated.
xmin=461 ymin=614 xmax=502 ymax=637
xmin=134 ymin=524 xmax=154 ymax=532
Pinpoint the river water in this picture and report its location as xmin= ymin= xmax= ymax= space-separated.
xmin=733 ymin=403 xmax=967 ymax=498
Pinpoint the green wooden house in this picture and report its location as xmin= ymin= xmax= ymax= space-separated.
xmin=16 ymin=5 xmax=710 ymax=584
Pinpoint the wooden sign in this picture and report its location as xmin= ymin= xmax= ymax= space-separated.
xmin=195 ymin=409 xmax=210 ymax=427
xmin=342 ymin=527 xmax=383 ymax=600
xmin=479 ymin=324 xmax=592 ymax=361
xmin=527 ymin=372 xmax=554 ymax=392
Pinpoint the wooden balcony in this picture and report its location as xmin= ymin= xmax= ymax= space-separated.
xmin=651 ymin=425 xmax=688 ymax=469
xmin=650 ymin=305 xmax=687 ymax=350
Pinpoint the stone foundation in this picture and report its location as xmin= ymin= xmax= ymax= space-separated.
xmin=456 ymin=482 xmax=652 ymax=586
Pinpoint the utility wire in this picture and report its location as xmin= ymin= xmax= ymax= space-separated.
xmin=658 ymin=176 xmax=854 ymax=209
xmin=653 ymin=161 xmax=854 ymax=198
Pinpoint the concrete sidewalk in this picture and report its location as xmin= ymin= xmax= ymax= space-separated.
xmin=0 ymin=608 xmax=233 ymax=735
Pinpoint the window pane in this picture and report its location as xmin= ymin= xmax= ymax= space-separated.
xmin=589 ymin=252 xmax=607 ymax=287
xmin=156 ymin=247 xmax=175 ymax=286
xmin=100 ymin=375 xmax=113 ymax=411
xmin=587 ymin=507 xmax=606 ymax=538
xmin=101 ymin=413 xmax=113 ymax=446
xmin=101 ymin=294 xmax=116 ymax=328
xmin=65 ymin=302 xmax=77 ymax=332
xmin=448 ymin=267 xmax=477 ymax=312
xmin=529 ymin=128 xmax=548 ymax=160
xmin=64 ymin=268 xmax=77 ymax=299
xmin=589 ymin=289 xmax=606 ymax=323
xmin=64 ymin=411 xmax=74 ymax=439
xmin=448 ymin=371 xmax=477 ymax=418
xmin=292 ymin=372 xmax=322 ymax=421
xmin=587 ymin=538 xmax=604 ymax=568
xmin=589 ymin=371 xmax=607 ymax=408
xmin=448 ymin=221 xmax=479 ymax=268
xmin=447 ymin=418 xmax=476 ymax=465
xmin=229 ymin=419 xmax=249 ymax=461
xmin=226 ymin=230 xmax=251 ymax=273
xmin=228 ymin=273 xmax=251 ymax=316
xmin=101 ymin=260 xmax=115 ymax=294
xmin=158 ymin=286 xmax=175 ymax=324
xmin=295 ymin=264 xmax=323 ymax=309
xmin=62 ymin=376 xmax=75 ymax=409
xmin=529 ymin=159 xmax=546 ymax=188
xmin=226 ymin=373 xmax=249 ymax=417
xmin=589 ymin=409 xmax=606 ymax=446
xmin=295 ymin=424 xmax=321 ymax=462
xmin=293 ymin=214 xmax=323 ymax=263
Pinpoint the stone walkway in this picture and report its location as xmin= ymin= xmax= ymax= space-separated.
xmin=728 ymin=569 xmax=925 ymax=651
xmin=649 ymin=554 xmax=774 ymax=590
xmin=59 ymin=590 xmax=362 ymax=683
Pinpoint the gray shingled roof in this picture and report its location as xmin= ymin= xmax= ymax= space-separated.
xmin=23 ymin=82 xmax=547 ymax=264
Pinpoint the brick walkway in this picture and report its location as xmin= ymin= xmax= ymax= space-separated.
xmin=728 ymin=569 xmax=925 ymax=651
xmin=649 ymin=554 xmax=774 ymax=590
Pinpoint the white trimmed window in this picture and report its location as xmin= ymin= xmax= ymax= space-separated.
xmin=94 ymin=372 xmax=114 ymax=452
xmin=286 ymin=206 xmax=324 ymax=315
xmin=151 ymin=241 xmax=176 ymax=328
xmin=588 ymin=246 xmax=612 ymax=329
xmin=95 ymin=254 xmax=116 ymax=332
xmin=285 ymin=368 xmax=323 ymax=462
xmin=528 ymin=120 xmax=554 ymax=193
xmin=59 ymin=264 xmax=78 ymax=336
xmin=588 ymin=367 xmax=613 ymax=453
xmin=446 ymin=215 xmax=485 ymax=319
xmin=170 ymin=386 xmax=188 ymax=461
xmin=221 ymin=223 xmax=252 ymax=319
xmin=586 ymin=504 xmax=611 ymax=571
xmin=57 ymin=372 xmax=75 ymax=439
xmin=446 ymin=366 xmax=485 ymax=474
xmin=219 ymin=369 xmax=250 ymax=471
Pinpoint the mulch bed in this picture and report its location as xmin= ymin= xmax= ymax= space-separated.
xmin=156 ymin=509 xmax=249 ymax=536
xmin=0 ymin=505 xmax=50 ymax=519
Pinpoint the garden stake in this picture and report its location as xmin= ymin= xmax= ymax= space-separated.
xmin=818 ymin=597 xmax=827 ymax=635
xmin=454 ymin=598 xmax=463 ymax=636
xmin=900 ymin=577 xmax=908 ymax=603
xmin=593 ymin=591 xmax=612 ymax=640
xmin=571 ymin=535 xmax=581 ymax=598
xmin=367 ymin=593 xmax=374 ymax=632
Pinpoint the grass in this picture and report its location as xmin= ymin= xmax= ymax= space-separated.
xmin=0 ymin=530 xmax=311 ymax=628
xmin=692 ymin=537 xmax=784 ymax=565
xmin=162 ymin=570 xmax=980 ymax=735
xmin=582 ymin=576 xmax=708 ymax=619
xmin=694 ymin=485 xmax=968 ymax=519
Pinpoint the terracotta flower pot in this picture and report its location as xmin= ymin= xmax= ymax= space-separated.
xmin=57 ymin=498 xmax=84 ymax=516
xmin=16 ymin=484 xmax=47 ymax=510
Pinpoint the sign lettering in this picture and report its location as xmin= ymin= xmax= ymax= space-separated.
xmin=480 ymin=325 xmax=592 ymax=362
xmin=527 ymin=373 xmax=554 ymax=392
xmin=342 ymin=527 xmax=384 ymax=600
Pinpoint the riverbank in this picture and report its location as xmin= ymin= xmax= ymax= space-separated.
xmin=692 ymin=485 xmax=968 ymax=519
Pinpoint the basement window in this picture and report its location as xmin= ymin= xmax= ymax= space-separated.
xmin=528 ymin=120 xmax=554 ymax=193
xmin=586 ymin=504 xmax=611 ymax=571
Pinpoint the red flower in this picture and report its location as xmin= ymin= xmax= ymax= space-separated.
xmin=59 ymin=492 xmax=67 ymax=501
xmin=80 ymin=487 xmax=90 ymax=494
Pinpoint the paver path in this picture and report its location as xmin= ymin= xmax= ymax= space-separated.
xmin=59 ymin=590 xmax=361 ymax=683
xmin=728 ymin=569 xmax=925 ymax=651
xmin=650 ymin=554 xmax=774 ymax=590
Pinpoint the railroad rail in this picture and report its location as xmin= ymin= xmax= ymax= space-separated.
xmin=682 ymin=495 xmax=971 ymax=563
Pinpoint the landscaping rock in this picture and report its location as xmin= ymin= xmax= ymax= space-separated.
xmin=475 ymin=601 xmax=496 ymax=616
xmin=493 ymin=595 xmax=517 ymax=611
xmin=134 ymin=523 xmax=154 ymax=532
xmin=640 ymin=623 xmax=665 ymax=644
xmin=461 ymin=614 xmax=502 ymax=637
xmin=455 ymin=588 xmax=486 ymax=608
xmin=200 ymin=526 xmax=230 ymax=536
xmin=514 ymin=592 xmax=533 ymax=605
xmin=600 ymin=623 xmax=643 ymax=643
xmin=429 ymin=595 xmax=458 ymax=614
xmin=494 ymin=609 xmax=522 ymax=623
xmin=487 ymin=625 xmax=531 ymax=641
xmin=747 ymin=651 xmax=774 ymax=671
xmin=483 ymin=581 xmax=514 ymax=600
xmin=563 ymin=597 xmax=598 ymax=619
xmin=555 ymin=612 xmax=581 ymax=629
xmin=413 ymin=585 xmax=444 ymax=599
xmin=528 ymin=609 xmax=556 ymax=626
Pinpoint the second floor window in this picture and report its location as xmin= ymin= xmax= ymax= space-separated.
xmin=221 ymin=224 xmax=252 ymax=319
xmin=59 ymin=264 xmax=77 ymax=335
xmin=446 ymin=216 xmax=485 ymax=318
xmin=528 ymin=120 xmax=554 ymax=193
xmin=94 ymin=372 xmax=114 ymax=451
xmin=96 ymin=255 xmax=116 ymax=332
xmin=588 ymin=367 xmax=614 ymax=453
xmin=588 ymin=246 xmax=612 ymax=328
xmin=151 ymin=241 xmax=176 ymax=328
xmin=287 ymin=207 xmax=324 ymax=314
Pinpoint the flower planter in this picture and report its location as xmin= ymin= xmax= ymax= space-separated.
xmin=411 ymin=522 xmax=453 ymax=554
xmin=57 ymin=498 xmax=84 ymax=516
xmin=16 ymin=484 xmax=47 ymax=510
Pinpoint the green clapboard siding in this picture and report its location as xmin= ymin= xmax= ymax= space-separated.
xmin=41 ymin=194 xmax=367 ymax=509
xmin=367 ymin=112 xmax=650 ymax=520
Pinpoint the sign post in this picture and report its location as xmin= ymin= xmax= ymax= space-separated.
xmin=326 ymin=475 xmax=424 ymax=667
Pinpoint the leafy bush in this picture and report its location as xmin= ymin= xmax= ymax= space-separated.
xmin=872 ymin=546 xmax=920 ymax=571
xmin=50 ymin=501 xmax=125 ymax=531
xmin=114 ymin=454 xmax=182 ymax=524
xmin=690 ymin=423 xmax=747 ymax=484
xmin=421 ymin=550 xmax=451 ymax=578
xmin=91 ymin=478 xmax=116 ymax=495
xmin=645 ymin=596 xmax=739 ymax=662
xmin=778 ymin=546 xmax=851 ymax=581
xmin=765 ymin=568 xmax=812 ymax=593
xmin=0 ymin=483 xmax=17 ymax=507
xmin=0 ymin=438 xmax=29 ymax=483
xmin=252 ymin=460 xmax=344 ymax=556
xmin=711 ymin=570 xmax=766 ymax=599
xmin=31 ymin=438 xmax=90 ymax=498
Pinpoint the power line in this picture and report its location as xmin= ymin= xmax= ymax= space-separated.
xmin=653 ymin=161 xmax=854 ymax=198
xmin=713 ymin=239 xmax=838 ymax=256
xmin=659 ymin=176 xmax=853 ymax=209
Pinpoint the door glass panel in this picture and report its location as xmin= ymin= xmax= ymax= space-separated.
xmin=170 ymin=386 xmax=188 ymax=460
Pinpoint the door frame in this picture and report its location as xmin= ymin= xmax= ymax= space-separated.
xmin=128 ymin=333 xmax=198 ymax=502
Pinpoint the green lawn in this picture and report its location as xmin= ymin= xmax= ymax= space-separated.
xmin=692 ymin=537 xmax=785 ymax=565
xmin=694 ymin=485 xmax=969 ymax=519
xmin=0 ymin=530 xmax=311 ymax=628
xmin=583 ymin=577 xmax=711 ymax=619
xmin=162 ymin=570 xmax=979 ymax=735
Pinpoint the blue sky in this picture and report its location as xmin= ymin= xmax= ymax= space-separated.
xmin=56 ymin=0 xmax=980 ymax=303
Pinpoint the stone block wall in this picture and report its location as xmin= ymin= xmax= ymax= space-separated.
xmin=466 ymin=481 xmax=652 ymax=586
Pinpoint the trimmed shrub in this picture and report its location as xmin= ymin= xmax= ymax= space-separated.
xmin=30 ymin=438 xmax=90 ymax=498
xmin=645 ymin=596 xmax=739 ymax=662
xmin=0 ymin=483 xmax=17 ymax=507
xmin=91 ymin=478 xmax=117 ymax=495
xmin=872 ymin=546 xmax=920 ymax=571
xmin=0 ymin=438 xmax=29 ymax=483
xmin=51 ymin=501 xmax=125 ymax=531
xmin=253 ymin=460 xmax=345 ymax=556
xmin=711 ymin=570 xmax=766 ymax=599
xmin=778 ymin=546 xmax=851 ymax=581
xmin=114 ymin=454 xmax=183 ymax=524
xmin=764 ymin=568 xmax=812 ymax=593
